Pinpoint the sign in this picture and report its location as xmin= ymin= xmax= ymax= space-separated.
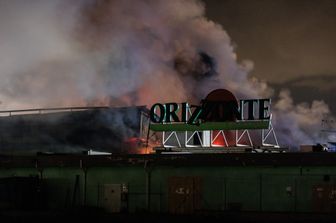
xmin=149 ymin=89 xmax=272 ymax=132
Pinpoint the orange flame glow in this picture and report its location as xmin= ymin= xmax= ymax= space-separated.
xmin=124 ymin=137 xmax=155 ymax=154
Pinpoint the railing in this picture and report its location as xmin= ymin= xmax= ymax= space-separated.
xmin=0 ymin=106 xmax=109 ymax=116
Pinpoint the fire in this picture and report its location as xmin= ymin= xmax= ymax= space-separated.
xmin=138 ymin=146 xmax=153 ymax=154
xmin=212 ymin=130 xmax=236 ymax=147
xmin=124 ymin=137 xmax=154 ymax=154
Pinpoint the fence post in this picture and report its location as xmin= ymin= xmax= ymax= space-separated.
xmin=259 ymin=174 xmax=263 ymax=211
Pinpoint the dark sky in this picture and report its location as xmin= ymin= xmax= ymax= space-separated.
xmin=204 ymin=0 xmax=336 ymax=113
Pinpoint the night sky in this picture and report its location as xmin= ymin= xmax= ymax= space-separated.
xmin=204 ymin=0 xmax=336 ymax=114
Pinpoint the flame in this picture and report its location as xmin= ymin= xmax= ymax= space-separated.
xmin=138 ymin=146 xmax=153 ymax=154
xmin=212 ymin=130 xmax=236 ymax=147
xmin=124 ymin=137 xmax=154 ymax=154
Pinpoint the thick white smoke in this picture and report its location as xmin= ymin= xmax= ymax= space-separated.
xmin=273 ymin=90 xmax=330 ymax=147
xmin=0 ymin=0 xmax=331 ymax=149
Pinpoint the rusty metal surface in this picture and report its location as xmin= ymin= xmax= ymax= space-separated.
xmin=168 ymin=176 xmax=202 ymax=214
xmin=312 ymin=184 xmax=336 ymax=212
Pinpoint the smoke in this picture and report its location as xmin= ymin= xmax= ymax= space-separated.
xmin=273 ymin=90 xmax=330 ymax=147
xmin=0 ymin=0 xmax=331 ymax=149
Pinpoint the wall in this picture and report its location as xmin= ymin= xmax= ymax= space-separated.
xmin=1 ymin=162 xmax=336 ymax=213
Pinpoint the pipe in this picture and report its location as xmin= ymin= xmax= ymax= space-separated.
xmin=259 ymin=174 xmax=263 ymax=211
xmin=84 ymin=169 xmax=87 ymax=206
xmin=144 ymin=160 xmax=151 ymax=211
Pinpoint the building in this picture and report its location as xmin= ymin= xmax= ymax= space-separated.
xmin=0 ymin=89 xmax=335 ymax=222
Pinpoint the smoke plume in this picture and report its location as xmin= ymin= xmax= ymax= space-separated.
xmin=0 ymin=0 xmax=331 ymax=149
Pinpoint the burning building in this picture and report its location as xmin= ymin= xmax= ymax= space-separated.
xmin=0 ymin=88 xmax=282 ymax=155
xmin=0 ymin=0 xmax=335 ymax=221
xmin=0 ymin=106 xmax=149 ymax=155
xmin=0 ymin=89 xmax=335 ymax=221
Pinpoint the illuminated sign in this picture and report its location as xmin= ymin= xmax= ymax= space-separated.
xmin=150 ymin=99 xmax=271 ymax=124
xmin=149 ymin=89 xmax=272 ymax=132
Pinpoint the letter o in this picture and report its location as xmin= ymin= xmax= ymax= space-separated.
xmin=150 ymin=103 xmax=165 ymax=123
